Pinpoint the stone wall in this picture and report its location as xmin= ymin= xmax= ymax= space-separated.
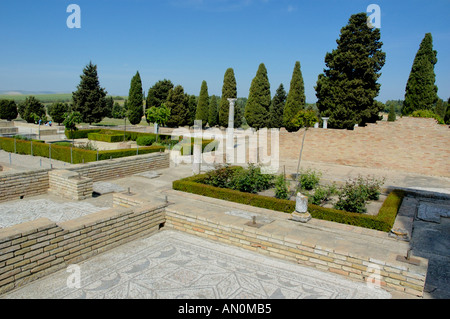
xmin=48 ymin=170 xmax=93 ymax=201
xmin=279 ymin=118 xmax=450 ymax=177
xmin=66 ymin=152 xmax=169 ymax=182
xmin=0 ymin=203 xmax=166 ymax=294
xmin=0 ymin=169 xmax=51 ymax=203
xmin=165 ymin=208 xmax=428 ymax=297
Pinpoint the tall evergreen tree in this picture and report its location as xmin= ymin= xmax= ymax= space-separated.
xmin=403 ymin=33 xmax=438 ymax=115
xmin=128 ymin=71 xmax=144 ymax=125
xmin=208 ymin=95 xmax=219 ymax=127
xmin=284 ymin=62 xmax=306 ymax=132
xmin=186 ymin=94 xmax=197 ymax=127
xmin=219 ymin=68 xmax=237 ymax=128
xmin=146 ymin=79 xmax=174 ymax=122
xmin=18 ymin=96 xmax=46 ymax=123
xmin=0 ymin=100 xmax=18 ymax=121
xmin=166 ymin=85 xmax=189 ymax=128
xmin=315 ymin=13 xmax=386 ymax=129
xmin=269 ymin=84 xmax=287 ymax=129
xmin=195 ymin=81 xmax=209 ymax=127
xmin=244 ymin=63 xmax=271 ymax=130
xmin=48 ymin=102 xmax=69 ymax=125
xmin=445 ymin=97 xmax=450 ymax=124
xmin=72 ymin=62 xmax=108 ymax=124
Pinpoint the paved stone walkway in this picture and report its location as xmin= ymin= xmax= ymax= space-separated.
xmin=1 ymin=230 xmax=391 ymax=299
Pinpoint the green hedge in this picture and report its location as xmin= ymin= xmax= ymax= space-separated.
xmin=88 ymin=133 xmax=125 ymax=143
xmin=0 ymin=137 xmax=165 ymax=164
xmin=65 ymin=128 xmax=218 ymax=155
xmin=172 ymin=173 xmax=405 ymax=232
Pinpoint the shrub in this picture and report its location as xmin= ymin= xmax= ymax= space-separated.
xmin=411 ymin=109 xmax=444 ymax=124
xmin=333 ymin=175 xmax=385 ymax=213
xmin=298 ymin=169 xmax=321 ymax=191
xmin=88 ymin=133 xmax=124 ymax=143
xmin=136 ymin=135 xmax=157 ymax=146
xmin=309 ymin=183 xmax=339 ymax=206
xmin=275 ymin=174 xmax=290 ymax=200
xmin=172 ymin=173 xmax=405 ymax=232
xmin=230 ymin=164 xmax=274 ymax=194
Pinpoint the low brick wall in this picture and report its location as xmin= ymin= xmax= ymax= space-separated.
xmin=0 ymin=169 xmax=51 ymax=203
xmin=48 ymin=170 xmax=93 ymax=200
xmin=165 ymin=208 xmax=428 ymax=297
xmin=0 ymin=203 xmax=166 ymax=294
xmin=67 ymin=152 xmax=169 ymax=182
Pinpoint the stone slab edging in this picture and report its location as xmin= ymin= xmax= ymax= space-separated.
xmin=163 ymin=189 xmax=428 ymax=297
xmin=0 ymin=202 xmax=166 ymax=295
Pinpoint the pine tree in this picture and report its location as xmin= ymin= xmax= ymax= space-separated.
xmin=0 ymin=100 xmax=18 ymax=121
xmin=208 ymin=95 xmax=219 ymax=127
xmin=284 ymin=62 xmax=306 ymax=132
xmin=445 ymin=98 xmax=450 ymax=124
xmin=72 ymin=62 xmax=108 ymax=124
xmin=166 ymin=85 xmax=189 ymax=128
xmin=434 ymin=98 xmax=447 ymax=120
xmin=128 ymin=71 xmax=144 ymax=125
xmin=18 ymin=96 xmax=46 ymax=123
xmin=219 ymin=68 xmax=237 ymax=128
xmin=145 ymin=79 xmax=174 ymax=123
xmin=315 ymin=13 xmax=386 ymax=130
xmin=48 ymin=102 xmax=69 ymax=125
xmin=244 ymin=63 xmax=271 ymax=130
xmin=403 ymin=33 xmax=438 ymax=115
xmin=195 ymin=81 xmax=209 ymax=127
xmin=269 ymin=84 xmax=287 ymax=129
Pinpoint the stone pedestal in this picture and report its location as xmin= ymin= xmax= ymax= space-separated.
xmin=322 ymin=117 xmax=329 ymax=129
xmin=291 ymin=193 xmax=311 ymax=223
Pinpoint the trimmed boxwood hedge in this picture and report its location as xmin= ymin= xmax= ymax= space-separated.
xmin=0 ymin=137 xmax=165 ymax=164
xmin=88 ymin=133 xmax=125 ymax=143
xmin=65 ymin=128 xmax=219 ymax=155
xmin=172 ymin=173 xmax=405 ymax=232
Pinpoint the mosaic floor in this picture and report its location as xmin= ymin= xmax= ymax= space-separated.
xmin=3 ymin=230 xmax=391 ymax=299
xmin=0 ymin=198 xmax=109 ymax=229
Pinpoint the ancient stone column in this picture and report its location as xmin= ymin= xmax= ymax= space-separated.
xmin=291 ymin=193 xmax=312 ymax=223
xmin=322 ymin=117 xmax=329 ymax=129
xmin=226 ymin=98 xmax=237 ymax=164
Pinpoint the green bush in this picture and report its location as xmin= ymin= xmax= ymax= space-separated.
xmin=88 ymin=133 xmax=124 ymax=143
xmin=136 ymin=135 xmax=157 ymax=146
xmin=411 ymin=110 xmax=444 ymax=124
xmin=172 ymin=173 xmax=405 ymax=232
xmin=334 ymin=176 xmax=385 ymax=213
xmin=274 ymin=174 xmax=289 ymax=200
xmin=298 ymin=169 xmax=322 ymax=191
xmin=0 ymin=137 xmax=165 ymax=164
xmin=309 ymin=184 xmax=339 ymax=206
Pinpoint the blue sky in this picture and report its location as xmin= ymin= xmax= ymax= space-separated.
xmin=0 ymin=0 xmax=449 ymax=102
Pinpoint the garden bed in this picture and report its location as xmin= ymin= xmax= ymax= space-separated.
xmin=172 ymin=166 xmax=405 ymax=232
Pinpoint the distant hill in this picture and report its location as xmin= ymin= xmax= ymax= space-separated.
xmin=0 ymin=90 xmax=70 ymax=96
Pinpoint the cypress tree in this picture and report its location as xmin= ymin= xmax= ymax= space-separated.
xmin=186 ymin=94 xmax=197 ymax=127
xmin=166 ymin=85 xmax=188 ymax=128
xmin=195 ymin=80 xmax=209 ymax=127
xmin=315 ymin=13 xmax=386 ymax=129
xmin=403 ymin=33 xmax=438 ymax=115
xmin=284 ymin=62 xmax=305 ymax=132
xmin=219 ymin=68 xmax=237 ymax=128
xmin=72 ymin=62 xmax=108 ymax=124
xmin=208 ymin=95 xmax=219 ymax=127
xmin=387 ymin=104 xmax=396 ymax=122
xmin=269 ymin=84 xmax=287 ymax=129
xmin=128 ymin=71 xmax=144 ymax=125
xmin=244 ymin=63 xmax=271 ymax=130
